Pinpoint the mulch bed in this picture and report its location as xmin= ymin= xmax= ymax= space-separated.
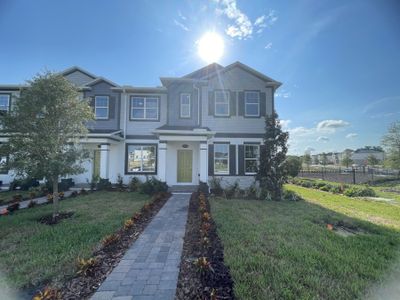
xmin=32 ymin=191 xmax=171 ymax=300
xmin=176 ymin=192 xmax=235 ymax=300
xmin=38 ymin=212 xmax=75 ymax=225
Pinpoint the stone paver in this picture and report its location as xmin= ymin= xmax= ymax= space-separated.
xmin=91 ymin=193 xmax=190 ymax=300
xmin=0 ymin=190 xmax=73 ymax=211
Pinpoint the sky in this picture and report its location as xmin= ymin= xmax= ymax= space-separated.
xmin=0 ymin=0 xmax=399 ymax=155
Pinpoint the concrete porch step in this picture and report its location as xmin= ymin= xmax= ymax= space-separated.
xmin=169 ymin=185 xmax=198 ymax=193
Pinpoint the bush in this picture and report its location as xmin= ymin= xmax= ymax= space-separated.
xmin=7 ymin=202 xmax=20 ymax=212
xmin=129 ymin=177 xmax=141 ymax=192
xmin=282 ymin=189 xmax=302 ymax=201
xmin=224 ymin=181 xmax=240 ymax=199
xmin=139 ymin=177 xmax=168 ymax=195
xmin=116 ymin=174 xmax=124 ymax=190
xmin=245 ymin=182 xmax=259 ymax=199
xmin=9 ymin=178 xmax=39 ymax=191
xmin=209 ymin=177 xmax=223 ymax=196
xmin=198 ymin=181 xmax=210 ymax=196
xmin=344 ymin=186 xmax=376 ymax=197
xmin=96 ymin=178 xmax=112 ymax=191
xmin=12 ymin=194 xmax=23 ymax=202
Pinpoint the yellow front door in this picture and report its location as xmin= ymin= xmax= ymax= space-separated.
xmin=177 ymin=150 xmax=192 ymax=183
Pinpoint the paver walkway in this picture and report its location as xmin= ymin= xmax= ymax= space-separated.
xmin=91 ymin=193 xmax=190 ymax=300
xmin=0 ymin=190 xmax=73 ymax=211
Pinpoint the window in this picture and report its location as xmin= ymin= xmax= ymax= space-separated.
xmin=245 ymin=91 xmax=260 ymax=116
xmin=180 ymin=93 xmax=191 ymax=118
xmin=244 ymin=144 xmax=259 ymax=174
xmin=95 ymin=96 xmax=109 ymax=119
xmin=0 ymin=156 xmax=8 ymax=174
xmin=0 ymin=94 xmax=10 ymax=114
xmin=214 ymin=144 xmax=229 ymax=174
xmin=131 ymin=96 xmax=159 ymax=120
xmin=215 ymin=91 xmax=230 ymax=116
xmin=127 ymin=144 xmax=157 ymax=173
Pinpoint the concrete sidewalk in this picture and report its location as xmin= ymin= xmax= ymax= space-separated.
xmin=91 ymin=193 xmax=190 ymax=300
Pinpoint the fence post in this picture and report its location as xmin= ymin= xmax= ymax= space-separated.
xmin=352 ymin=168 xmax=356 ymax=184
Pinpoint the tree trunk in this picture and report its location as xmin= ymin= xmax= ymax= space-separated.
xmin=52 ymin=176 xmax=59 ymax=220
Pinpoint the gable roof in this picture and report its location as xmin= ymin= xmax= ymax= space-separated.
xmin=60 ymin=66 xmax=97 ymax=79
xmin=183 ymin=63 xmax=224 ymax=79
xmin=84 ymin=77 xmax=119 ymax=88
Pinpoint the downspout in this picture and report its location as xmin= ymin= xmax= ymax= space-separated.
xmin=123 ymin=89 xmax=127 ymax=139
xmin=194 ymin=84 xmax=200 ymax=127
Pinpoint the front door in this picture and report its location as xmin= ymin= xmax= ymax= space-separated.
xmin=177 ymin=150 xmax=193 ymax=183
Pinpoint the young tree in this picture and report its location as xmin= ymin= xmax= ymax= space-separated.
xmin=341 ymin=154 xmax=353 ymax=167
xmin=366 ymin=154 xmax=379 ymax=166
xmin=285 ymin=156 xmax=302 ymax=177
xmin=256 ymin=112 xmax=289 ymax=200
xmin=313 ymin=155 xmax=319 ymax=165
xmin=303 ymin=153 xmax=312 ymax=170
xmin=382 ymin=121 xmax=400 ymax=169
xmin=321 ymin=152 xmax=328 ymax=166
xmin=0 ymin=72 xmax=93 ymax=219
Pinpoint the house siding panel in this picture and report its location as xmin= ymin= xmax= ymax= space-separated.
xmin=64 ymin=71 xmax=95 ymax=86
xmin=167 ymin=82 xmax=199 ymax=126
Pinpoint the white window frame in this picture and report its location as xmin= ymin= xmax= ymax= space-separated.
xmin=214 ymin=143 xmax=230 ymax=175
xmin=127 ymin=144 xmax=157 ymax=173
xmin=94 ymin=96 xmax=109 ymax=120
xmin=214 ymin=90 xmax=230 ymax=117
xmin=244 ymin=91 xmax=260 ymax=117
xmin=0 ymin=94 xmax=10 ymax=113
xmin=244 ymin=144 xmax=260 ymax=175
xmin=131 ymin=96 xmax=159 ymax=120
xmin=180 ymin=93 xmax=191 ymax=118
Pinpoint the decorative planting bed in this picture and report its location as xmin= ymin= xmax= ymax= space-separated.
xmin=176 ymin=192 xmax=234 ymax=299
xmin=32 ymin=191 xmax=171 ymax=300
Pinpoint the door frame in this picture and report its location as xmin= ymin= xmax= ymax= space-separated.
xmin=177 ymin=149 xmax=193 ymax=184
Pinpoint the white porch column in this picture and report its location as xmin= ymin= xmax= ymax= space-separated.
xmin=158 ymin=142 xmax=167 ymax=182
xmin=99 ymin=144 xmax=110 ymax=179
xmin=199 ymin=142 xmax=208 ymax=183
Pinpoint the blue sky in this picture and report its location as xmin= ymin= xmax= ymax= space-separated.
xmin=0 ymin=0 xmax=399 ymax=155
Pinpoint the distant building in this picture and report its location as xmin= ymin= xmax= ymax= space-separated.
xmin=351 ymin=148 xmax=385 ymax=166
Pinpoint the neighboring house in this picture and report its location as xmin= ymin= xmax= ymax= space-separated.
xmin=0 ymin=62 xmax=281 ymax=188
xmin=351 ymin=148 xmax=385 ymax=166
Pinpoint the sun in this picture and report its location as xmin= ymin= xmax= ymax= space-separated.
xmin=197 ymin=32 xmax=224 ymax=63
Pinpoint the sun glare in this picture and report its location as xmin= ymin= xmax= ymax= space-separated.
xmin=197 ymin=32 xmax=224 ymax=63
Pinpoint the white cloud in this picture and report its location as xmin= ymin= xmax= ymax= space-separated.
xmin=178 ymin=10 xmax=187 ymax=20
xmin=316 ymin=119 xmax=349 ymax=133
xmin=254 ymin=15 xmax=266 ymax=26
xmin=173 ymin=19 xmax=189 ymax=31
xmin=346 ymin=133 xmax=358 ymax=139
xmin=289 ymin=126 xmax=314 ymax=137
xmin=275 ymin=89 xmax=291 ymax=98
xmin=280 ymin=119 xmax=291 ymax=129
xmin=254 ymin=10 xmax=278 ymax=34
xmin=317 ymin=136 xmax=329 ymax=142
xmin=265 ymin=42 xmax=273 ymax=49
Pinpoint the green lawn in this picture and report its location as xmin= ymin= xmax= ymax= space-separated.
xmin=0 ymin=191 xmax=150 ymax=289
xmin=0 ymin=190 xmax=32 ymax=205
xmin=210 ymin=187 xmax=400 ymax=300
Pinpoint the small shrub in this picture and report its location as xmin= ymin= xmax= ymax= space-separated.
xmin=29 ymin=191 xmax=37 ymax=199
xmin=202 ymin=212 xmax=211 ymax=222
xmin=7 ymin=202 xmax=20 ymax=212
xmin=198 ymin=181 xmax=210 ymax=195
xmin=90 ymin=174 xmax=99 ymax=191
xmin=20 ymin=177 xmax=40 ymax=191
xmin=194 ymin=257 xmax=212 ymax=274
xmin=102 ymin=234 xmax=120 ymax=247
xmin=245 ymin=182 xmax=258 ymax=199
xmin=132 ymin=212 xmax=142 ymax=222
xmin=96 ymin=178 xmax=112 ymax=191
xmin=124 ymin=219 xmax=134 ymax=230
xmin=129 ymin=177 xmax=141 ymax=192
xmin=79 ymin=188 xmax=88 ymax=195
xmin=70 ymin=191 xmax=78 ymax=197
xmin=282 ymin=190 xmax=302 ymax=201
xmin=59 ymin=192 xmax=64 ymax=200
xmin=47 ymin=194 xmax=53 ymax=202
xmin=27 ymin=200 xmax=37 ymax=208
xmin=224 ymin=181 xmax=240 ymax=199
xmin=12 ymin=194 xmax=23 ymax=202
xmin=139 ymin=177 xmax=168 ymax=195
xmin=209 ymin=177 xmax=223 ymax=196
xmin=76 ymin=257 xmax=97 ymax=276
xmin=143 ymin=203 xmax=151 ymax=211
xmin=116 ymin=174 xmax=124 ymax=190
xmin=32 ymin=287 xmax=61 ymax=300
xmin=344 ymin=186 xmax=376 ymax=197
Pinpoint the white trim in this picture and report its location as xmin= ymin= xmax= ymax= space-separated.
xmin=214 ymin=143 xmax=229 ymax=175
xmin=244 ymin=91 xmax=260 ymax=117
xmin=244 ymin=144 xmax=260 ymax=175
xmin=126 ymin=144 xmax=157 ymax=173
xmin=94 ymin=96 xmax=109 ymax=119
xmin=180 ymin=93 xmax=191 ymax=118
xmin=131 ymin=96 xmax=159 ymax=120
xmin=214 ymin=90 xmax=230 ymax=117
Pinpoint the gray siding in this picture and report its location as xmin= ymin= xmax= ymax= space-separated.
xmin=84 ymin=81 xmax=121 ymax=131
xmin=64 ymin=71 xmax=95 ymax=86
xmin=167 ymin=82 xmax=199 ymax=127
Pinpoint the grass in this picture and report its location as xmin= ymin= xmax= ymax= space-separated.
xmin=0 ymin=191 xmax=150 ymax=289
xmin=0 ymin=190 xmax=32 ymax=205
xmin=210 ymin=187 xmax=400 ymax=299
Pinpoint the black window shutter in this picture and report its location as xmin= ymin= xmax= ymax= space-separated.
xmin=208 ymin=144 xmax=214 ymax=176
xmin=238 ymin=145 xmax=244 ymax=175
xmin=109 ymin=96 xmax=115 ymax=118
xmin=230 ymin=91 xmax=236 ymax=116
xmin=260 ymin=92 xmax=266 ymax=116
xmin=208 ymin=91 xmax=214 ymax=116
xmin=229 ymin=144 xmax=236 ymax=175
xmin=238 ymin=92 xmax=244 ymax=116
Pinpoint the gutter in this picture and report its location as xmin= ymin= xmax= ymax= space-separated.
xmin=123 ymin=89 xmax=128 ymax=139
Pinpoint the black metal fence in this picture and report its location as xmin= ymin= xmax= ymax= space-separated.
xmin=298 ymin=167 xmax=400 ymax=184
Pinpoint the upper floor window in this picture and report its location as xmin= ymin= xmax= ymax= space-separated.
xmin=95 ymin=96 xmax=109 ymax=119
xmin=215 ymin=91 xmax=230 ymax=116
xmin=0 ymin=94 xmax=10 ymax=114
xmin=131 ymin=96 xmax=159 ymax=120
xmin=245 ymin=91 xmax=260 ymax=117
xmin=126 ymin=144 xmax=157 ymax=173
xmin=180 ymin=93 xmax=191 ymax=118
xmin=214 ymin=143 xmax=229 ymax=174
xmin=244 ymin=144 xmax=259 ymax=174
